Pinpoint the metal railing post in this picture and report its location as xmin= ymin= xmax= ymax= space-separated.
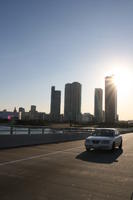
xmin=10 ymin=127 xmax=13 ymax=135
xmin=42 ymin=128 xmax=44 ymax=135
xmin=28 ymin=128 xmax=31 ymax=135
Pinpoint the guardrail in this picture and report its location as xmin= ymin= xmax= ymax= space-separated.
xmin=0 ymin=126 xmax=133 ymax=136
xmin=0 ymin=127 xmax=92 ymax=135
xmin=0 ymin=127 xmax=92 ymax=149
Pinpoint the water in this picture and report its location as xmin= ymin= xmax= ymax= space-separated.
xmin=0 ymin=126 xmax=56 ymax=135
xmin=0 ymin=126 xmax=89 ymax=135
xmin=0 ymin=126 xmax=10 ymax=135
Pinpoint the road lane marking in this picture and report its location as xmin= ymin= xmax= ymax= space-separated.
xmin=0 ymin=146 xmax=82 ymax=167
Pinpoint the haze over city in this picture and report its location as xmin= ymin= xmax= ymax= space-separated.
xmin=0 ymin=0 xmax=133 ymax=120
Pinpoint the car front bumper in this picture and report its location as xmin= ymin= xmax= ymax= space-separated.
xmin=85 ymin=142 xmax=112 ymax=150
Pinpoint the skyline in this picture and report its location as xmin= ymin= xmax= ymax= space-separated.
xmin=0 ymin=78 xmax=127 ymax=119
xmin=0 ymin=0 xmax=133 ymax=120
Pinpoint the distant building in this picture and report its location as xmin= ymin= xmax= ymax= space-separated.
xmin=94 ymin=88 xmax=103 ymax=122
xmin=105 ymin=76 xmax=117 ymax=123
xmin=30 ymin=105 xmax=36 ymax=112
xmin=60 ymin=114 xmax=64 ymax=122
xmin=81 ymin=113 xmax=94 ymax=123
xmin=29 ymin=105 xmax=38 ymax=120
xmin=13 ymin=107 xmax=17 ymax=113
xmin=19 ymin=107 xmax=25 ymax=113
xmin=19 ymin=111 xmax=50 ymax=121
xmin=50 ymin=86 xmax=61 ymax=121
xmin=64 ymin=82 xmax=81 ymax=122
xmin=19 ymin=112 xmax=29 ymax=120
xmin=38 ymin=112 xmax=50 ymax=121
xmin=19 ymin=105 xmax=50 ymax=121
xmin=42 ymin=113 xmax=50 ymax=121
xmin=0 ymin=110 xmax=19 ymax=120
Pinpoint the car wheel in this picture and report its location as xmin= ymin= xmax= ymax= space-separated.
xmin=111 ymin=142 xmax=115 ymax=151
xmin=119 ymin=140 xmax=123 ymax=149
xmin=86 ymin=147 xmax=90 ymax=152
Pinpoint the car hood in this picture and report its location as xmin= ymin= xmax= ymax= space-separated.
xmin=86 ymin=136 xmax=113 ymax=140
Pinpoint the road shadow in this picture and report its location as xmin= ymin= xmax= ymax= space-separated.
xmin=76 ymin=149 xmax=123 ymax=164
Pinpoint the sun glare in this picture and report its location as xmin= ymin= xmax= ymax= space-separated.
xmin=112 ymin=67 xmax=133 ymax=94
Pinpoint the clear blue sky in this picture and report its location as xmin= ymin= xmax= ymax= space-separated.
xmin=0 ymin=0 xmax=133 ymax=120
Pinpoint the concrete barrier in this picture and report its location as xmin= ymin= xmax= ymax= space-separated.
xmin=0 ymin=132 xmax=91 ymax=149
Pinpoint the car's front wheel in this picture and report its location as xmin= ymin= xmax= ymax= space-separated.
xmin=111 ymin=142 xmax=115 ymax=151
xmin=86 ymin=147 xmax=90 ymax=152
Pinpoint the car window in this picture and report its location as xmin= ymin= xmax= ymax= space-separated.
xmin=92 ymin=130 xmax=114 ymax=137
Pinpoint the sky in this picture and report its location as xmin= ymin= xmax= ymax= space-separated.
xmin=0 ymin=0 xmax=133 ymax=120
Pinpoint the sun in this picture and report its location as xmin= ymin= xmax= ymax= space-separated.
xmin=112 ymin=67 xmax=132 ymax=94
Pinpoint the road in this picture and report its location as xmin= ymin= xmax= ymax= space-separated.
xmin=0 ymin=133 xmax=133 ymax=200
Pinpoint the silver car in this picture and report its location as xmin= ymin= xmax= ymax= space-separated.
xmin=85 ymin=128 xmax=123 ymax=151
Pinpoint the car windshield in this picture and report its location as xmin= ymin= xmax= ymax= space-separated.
xmin=92 ymin=129 xmax=115 ymax=137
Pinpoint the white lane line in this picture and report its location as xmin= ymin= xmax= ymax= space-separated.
xmin=0 ymin=146 xmax=82 ymax=167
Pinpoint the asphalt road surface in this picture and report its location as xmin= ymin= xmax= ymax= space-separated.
xmin=0 ymin=133 xmax=133 ymax=200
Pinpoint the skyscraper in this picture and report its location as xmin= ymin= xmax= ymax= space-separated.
xmin=19 ymin=107 xmax=25 ymax=113
xmin=50 ymin=86 xmax=61 ymax=121
xmin=30 ymin=105 xmax=36 ymax=112
xmin=105 ymin=76 xmax=117 ymax=123
xmin=29 ymin=105 xmax=38 ymax=120
xmin=64 ymin=82 xmax=81 ymax=122
xmin=94 ymin=88 xmax=103 ymax=122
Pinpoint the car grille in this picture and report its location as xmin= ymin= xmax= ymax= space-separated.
xmin=92 ymin=140 xmax=100 ymax=144
xmin=102 ymin=140 xmax=110 ymax=144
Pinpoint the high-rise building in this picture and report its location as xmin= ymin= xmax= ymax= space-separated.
xmin=29 ymin=105 xmax=38 ymax=120
xmin=50 ymin=86 xmax=61 ymax=121
xmin=30 ymin=105 xmax=36 ymax=112
xmin=94 ymin=88 xmax=103 ymax=122
xmin=19 ymin=107 xmax=25 ymax=113
xmin=105 ymin=76 xmax=117 ymax=123
xmin=64 ymin=82 xmax=81 ymax=122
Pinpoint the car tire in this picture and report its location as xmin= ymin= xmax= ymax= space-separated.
xmin=111 ymin=142 xmax=115 ymax=151
xmin=119 ymin=140 xmax=123 ymax=149
xmin=86 ymin=148 xmax=90 ymax=152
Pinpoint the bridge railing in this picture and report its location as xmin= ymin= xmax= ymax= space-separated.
xmin=0 ymin=126 xmax=92 ymax=136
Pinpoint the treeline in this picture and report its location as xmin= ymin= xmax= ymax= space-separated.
xmin=0 ymin=119 xmax=132 ymax=128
